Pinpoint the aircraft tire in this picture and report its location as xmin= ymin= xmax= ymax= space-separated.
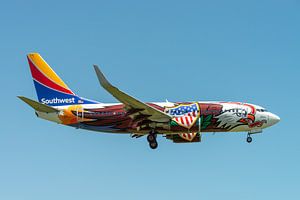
xmin=149 ymin=141 xmax=158 ymax=149
xmin=247 ymin=136 xmax=252 ymax=143
xmin=147 ymin=133 xmax=156 ymax=143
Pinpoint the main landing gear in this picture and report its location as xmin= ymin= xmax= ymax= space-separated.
xmin=147 ymin=130 xmax=158 ymax=149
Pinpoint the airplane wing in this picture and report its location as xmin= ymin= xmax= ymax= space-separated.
xmin=93 ymin=65 xmax=172 ymax=123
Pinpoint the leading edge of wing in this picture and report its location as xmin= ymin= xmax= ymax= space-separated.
xmin=93 ymin=65 xmax=172 ymax=122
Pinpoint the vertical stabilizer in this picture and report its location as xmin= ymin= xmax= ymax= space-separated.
xmin=27 ymin=53 xmax=96 ymax=106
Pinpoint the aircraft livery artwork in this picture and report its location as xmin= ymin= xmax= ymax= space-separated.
xmin=19 ymin=53 xmax=280 ymax=149
xmin=56 ymin=101 xmax=270 ymax=135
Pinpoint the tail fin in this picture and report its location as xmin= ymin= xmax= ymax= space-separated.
xmin=27 ymin=53 xmax=96 ymax=106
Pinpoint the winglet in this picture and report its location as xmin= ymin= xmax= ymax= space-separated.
xmin=93 ymin=65 xmax=112 ymax=89
xmin=18 ymin=96 xmax=59 ymax=113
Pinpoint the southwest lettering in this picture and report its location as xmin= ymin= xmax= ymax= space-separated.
xmin=41 ymin=97 xmax=75 ymax=105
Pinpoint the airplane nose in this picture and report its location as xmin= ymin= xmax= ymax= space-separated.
xmin=269 ymin=113 xmax=280 ymax=126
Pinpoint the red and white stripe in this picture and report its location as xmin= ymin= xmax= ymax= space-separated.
xmin=174 ymin=111 xmax=198 ymax=128
xmin=179 ymin=133 xmax=197 ymax=141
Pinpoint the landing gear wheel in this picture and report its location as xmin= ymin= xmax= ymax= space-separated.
xmin=149 ymin=141 xmax=158 ymax=149
xmin=147 ymin=134 xmax=156 ymax=143
xmin=247 ymin=136 xmax=252 ymax=143
xmin=147 ymin=130 xmax=158 ymax=149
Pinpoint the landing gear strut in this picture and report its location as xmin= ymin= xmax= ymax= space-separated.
xmin=246 ymin=134 xmax=252 ymax=143
xmin=246 ymin=129 xmax=262 ymax=143
xmin=147 ymin=130 xmax=158 ymax=149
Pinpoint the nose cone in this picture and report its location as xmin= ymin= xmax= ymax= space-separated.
xmin=269 ymin=113 xmax=280 ymax=126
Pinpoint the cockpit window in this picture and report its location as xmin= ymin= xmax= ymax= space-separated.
xmin=257 ymin=109 xmax=268 ymax=112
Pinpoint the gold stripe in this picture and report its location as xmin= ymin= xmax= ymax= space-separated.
xmin=27 ymin=53 xmax=70 ymax=90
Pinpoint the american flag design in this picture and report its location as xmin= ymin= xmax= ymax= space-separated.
xmin=179 ymin=133 xmax=198 ymax=141
xmin=167 ymin=103 xmax=200 ymax=129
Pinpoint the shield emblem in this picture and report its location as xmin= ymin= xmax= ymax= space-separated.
xmin=166 ymin=103 xmax=200 ymax=129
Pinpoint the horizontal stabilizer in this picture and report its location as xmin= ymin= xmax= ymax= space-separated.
xmin=18 ymin=96 xmax=59 ymax=113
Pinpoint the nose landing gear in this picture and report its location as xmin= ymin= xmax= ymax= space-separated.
xmin=246 ymin=129 xmax=262 ymax=143
xmin=147 ymin=130 xmax=158 ymax=149
xmin=246 ymin=134 xmax=253 ymax=143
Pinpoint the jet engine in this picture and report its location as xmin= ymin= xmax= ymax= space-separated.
xmin=166 ymin=133 xmax=201 ymax=143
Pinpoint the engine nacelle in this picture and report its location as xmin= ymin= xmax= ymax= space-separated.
xmin=166 ymin=133 xmax=201 ymax=143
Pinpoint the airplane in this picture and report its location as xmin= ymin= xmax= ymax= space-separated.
xmin=18 ymin=53 xmax=280 ymax=149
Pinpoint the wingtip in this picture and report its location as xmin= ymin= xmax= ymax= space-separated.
xmin=17 ymin=96 xmax=25 ymax=100
xmin=17 ymin=96 xmax=31 ymax=104
xmin=93 ymin=64 xmax=102 ymax=75
xmin=93 ymin=64 xmax=99 ymax=69
xmin=93 ymin=65 xmax=112 ymax=88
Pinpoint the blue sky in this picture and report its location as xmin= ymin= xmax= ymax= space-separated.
xmin=0 ymin=0 xmax=299 ymax=199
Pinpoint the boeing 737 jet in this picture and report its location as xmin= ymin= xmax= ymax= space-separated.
xmin=19 ymin=53 xmax=280 ymax=149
